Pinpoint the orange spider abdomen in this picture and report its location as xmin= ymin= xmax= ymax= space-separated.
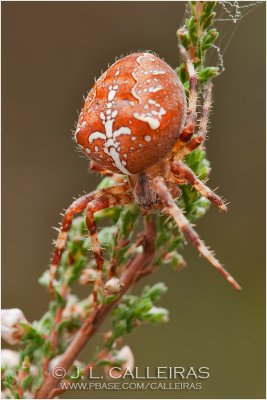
xmin=75 ymin=53 xmax=186 ymax=175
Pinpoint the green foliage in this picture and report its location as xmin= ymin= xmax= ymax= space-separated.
xmin=105 ymin=283 xmax=169 ymax=350
xmin=177 ymin=1 xmax=221 ymax=87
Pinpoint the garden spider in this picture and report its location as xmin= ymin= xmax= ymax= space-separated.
xmin=49 ymin=47 xmax=241 ymax=304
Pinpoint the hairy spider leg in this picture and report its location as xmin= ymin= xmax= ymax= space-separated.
xmin=171 ymin=160 xmax=227 ymax=213
xmin=85 ymin=192 xmax=132 ymax=305
xmin=49 ymin=184 xmax=130 ymax=296
xmin=89 ymin=161 xmax=126 ymax=183
xmin=177 ymin=81 xmax=213 ymax=160
xmin=172 ymin=45 xmax=198 ymax=154
xmin=153 ymin=176 xmax=241 ymax=290
xmin=89 ymin=161 xmax=115 ymax=177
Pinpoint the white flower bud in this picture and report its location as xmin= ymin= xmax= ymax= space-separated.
xmin=49 ymin=355 xmax=63 ymax=371
xmin=62 ymin=295 xmax=87 ymax=321
xmin=1 ymin=390 xmax=13 ymax=400
xmin=105 ymin=277 xmax=123 ymax=295
xmin=147 ymin=306 xmax=169 ymax=322
xmin=1 ymin=349 xmax=20 ymax=368
xmin=104 ymin=345 xmax=135 ymax=379
xmin=1 ymin=308 xmax=28 ymax=345
xmin=117 ymin=345 xmax=135 ymax=370
xmin=79 ymin=268 xmax=97 ymax=285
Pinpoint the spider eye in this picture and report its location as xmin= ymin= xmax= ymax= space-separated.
xmin=75 ymin=53 xmax=187 ymax=175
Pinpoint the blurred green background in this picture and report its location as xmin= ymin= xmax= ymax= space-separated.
xmin=2 ymin=2 xmax=265 ymax=399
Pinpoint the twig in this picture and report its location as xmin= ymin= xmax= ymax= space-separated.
xmin=36 ymin=218 xmax=156 ymax=399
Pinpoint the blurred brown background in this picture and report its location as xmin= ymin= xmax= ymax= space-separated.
xmin=2 ymin=2 xmax=265 ymax=399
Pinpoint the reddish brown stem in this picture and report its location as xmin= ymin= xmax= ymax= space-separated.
xmin=36 ymin=218 xmax=156 ymax=399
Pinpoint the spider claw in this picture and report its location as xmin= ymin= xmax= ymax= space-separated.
xmin=226 ymin=275 xmax=242 ymax=291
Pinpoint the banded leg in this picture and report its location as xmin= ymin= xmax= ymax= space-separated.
xmin=85 ymin=192 xmax=132 ymax=305
xmin=89 ymin=161 xmax=126 ymax=184
xmin=172 ymin=45 xmax=198 ymax=155
xmin=179 ymin=44 xmax=198 ymax=141
xmin=171 ymin=160 xmax=227 ymax=212
xmin=153 ymin=177 xmax=241 ymax=290
xmin=49 ymin=184 xmax=130 ymax=295
xmin=177 ymin=81 xmax=213 ymax=160
xmin=89 ymin=161 xmax=114 ymax=177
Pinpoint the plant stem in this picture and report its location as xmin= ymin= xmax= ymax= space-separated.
xmin=36 ymin=218 xmax=156 ymax=399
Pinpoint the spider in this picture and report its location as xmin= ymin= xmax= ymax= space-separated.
xmin=49 ymin=47 xmax=241 ymax=304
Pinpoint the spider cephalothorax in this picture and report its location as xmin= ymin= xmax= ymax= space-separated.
xmin=49 ymin=50 xmax=240 ymax=305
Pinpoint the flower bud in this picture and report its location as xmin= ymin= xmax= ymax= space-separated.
xmin=145 ymin=306 xmax=169 ymax=323
xmin=62 ymin=295 xmax=87 ymax=320
xmin=79 ymin=268 xmax=97 ymax=285
xmin=117 ymin=345 xmax=134 ymax=371
xmin=1 ymin=349 xmax=19 ymax=368
xmin=49 ymin=355 xmax=63 ymax=371
xmin=105 ymin=277 xmax=123 ymax=295
xmin=1 ymin=308 xmax=28 ymax=345
xmin=104 ymin=345 xmax=134 ymax=379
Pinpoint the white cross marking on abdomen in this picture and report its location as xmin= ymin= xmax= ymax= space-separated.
xmin=88 ymin=85 xmax=132 ymax=175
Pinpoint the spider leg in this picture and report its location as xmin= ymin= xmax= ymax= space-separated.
xmin=89 ymin=160 xmax=114 ymax=177
xmin=89 ymin=161 xmax=126 ymax=183
xmin=171 ymin=160 xmax=227 ymax=213
xmin=49 ymin=183 xmax=130 ymax=295
xmin=172 ymin=45 xmax=198 ymax=155
xmin=153 ymin=176 xmax=241 ymax=290
xmin=177 ymin=81 xmax=213 ymax=160
xmin=85 ymin=192 xmax=132 ymax=305
xmin=179 ymin=45 xmax=198 ymax=141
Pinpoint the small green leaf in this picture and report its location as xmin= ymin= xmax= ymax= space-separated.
xmin=21 ymin=374 xmax=33 ymax=391
xmin=57 ymin=319 xmax=80 ymax=335
xmin=142 ymin=307 xmax=169 ymax=324
xmin=198 ymin=66 xmax=220 ymax=83
xmin=97 ymin=177 xmax=118 ymax=189
xmin=142 ymin=283 xmax=168 ymax=303
xmin=118 ymin=205 xmax=140 ymax=239
xmin=38 ymin=270 xmax=50 ymax=289
xmin=67 ymin=256 xmax=87 ymax=285
xmin=200 ymin=29 xmax=219 ymax=52
xmin=4 ymin=369 xmax=15 ymax=385
xmin=113 ymin=320 xmax=127 ymax=337
xmin=204 ymin=1 xmax=216 ymax=14
xmin=134 ymin=298 xmax=153 ymax=315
